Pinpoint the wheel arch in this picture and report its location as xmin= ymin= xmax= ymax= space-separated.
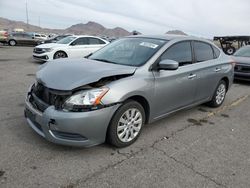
xmin=124 ymin=95 xmax=150 ymax=124
xmin=53 ymin=50 xmax=68 ymax=59
xmin=221 ymin=77 xmax=229 ymax=91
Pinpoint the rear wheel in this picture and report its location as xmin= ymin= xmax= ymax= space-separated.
xmin=53 ymin=51 xmax=67 ymax=59
xmin=107 ymin=100 xmax=145 ymax=147
xmin=225 ymin=46 xmax=236 ymax=55
xmin=9 ymin=40 xmax=16 ymax=46
xmin=207 ymin=80 xmax=227 ymax=108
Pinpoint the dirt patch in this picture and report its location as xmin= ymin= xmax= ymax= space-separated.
xmin=198 ymin=108 xmax=208 ymax=112
xmin=221 ymin=114 xmax=230 ymax=118
xmin=0 ymin=170 xmax=5 ymax=177
xmin=187 ymin=118 xmax=202 ymax=126
xmin=26 ymin=73 xmax=35 ymax=77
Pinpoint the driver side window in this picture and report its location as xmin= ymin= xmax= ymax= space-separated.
xmin=161 ymin=41 xmax=192 ymax=66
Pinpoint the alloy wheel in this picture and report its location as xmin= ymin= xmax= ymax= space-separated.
xmin=117 ymin=108 xmax=143 ymax=143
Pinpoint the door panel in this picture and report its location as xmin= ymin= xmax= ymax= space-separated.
xmin=153 ymin=66 xmax=197 ymax=118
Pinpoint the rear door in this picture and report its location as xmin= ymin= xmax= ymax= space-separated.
xmin=192 ymin=41 xmax=222 ymax=102
xmin=153 ymin=41 xmax=198 ymax=118
xmin=86 ymin=37 xmax=107 ymax=55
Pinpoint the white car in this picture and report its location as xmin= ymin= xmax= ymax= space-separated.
xmin=34 ymin=33 xmax=48 ymax=40
xmin=33 ymin=35 xmax=109 ymax=61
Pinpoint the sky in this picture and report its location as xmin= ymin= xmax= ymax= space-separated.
xmin=0 ymin=0 xmax=250 ymax=38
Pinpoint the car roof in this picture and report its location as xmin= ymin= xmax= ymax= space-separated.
xmin=72 ymin=35 xmax=103 ymax=38
xmin=126 ymin=34 xmax=211 ymax=42
xmin=127 ymin=34 xmax=190 ymax=40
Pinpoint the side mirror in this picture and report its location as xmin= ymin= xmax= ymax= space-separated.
xmin=158 ymin=59 xmax=179 ymax=70
xmin=70 ymin=42 xmax=76 ymax=46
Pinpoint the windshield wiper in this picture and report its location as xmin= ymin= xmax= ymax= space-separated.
xmin=91 ymin=58 xmax=117 ymax=64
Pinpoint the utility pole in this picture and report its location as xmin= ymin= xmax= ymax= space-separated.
xmin=26 ymin=0 xmax=29 ymax=29
xmin=38 ymin=16 xmax=40 ymax=27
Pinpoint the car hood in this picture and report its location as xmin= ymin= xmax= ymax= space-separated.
xmin=36 ymin=58 xmax=137 ymax=90
xmin=232 ymin=56 xmax=250 ymax=64
xmin=35 ymin=43 xmax=67 ymax=48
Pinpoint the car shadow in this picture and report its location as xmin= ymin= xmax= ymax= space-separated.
xmin=234 ymin=80 xmax=250 ymax=86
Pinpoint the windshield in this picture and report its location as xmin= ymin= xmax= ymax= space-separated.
xmin=234 ymin=47 xmax=250 ymax=57
xmin=57 ymin=36 xmax=76 ymax=44
xmin=89 ymin=37 xmax=167 ymax=66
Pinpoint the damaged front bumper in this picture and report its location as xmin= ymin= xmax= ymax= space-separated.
xmin=24 ymin=88 xmax=120 ymax=147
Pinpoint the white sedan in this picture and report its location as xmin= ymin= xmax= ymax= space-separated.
xmin=33 ymin=35 xmax=109 ymax=61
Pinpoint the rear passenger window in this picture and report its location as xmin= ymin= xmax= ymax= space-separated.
xmin=88 ymin=37 xmax=105 ymax=45
xmin=194 ymin=42 xmax=214 ymax=62
xmin=212 ymin=46 xmax=220 ymax=58
xmin=73 ymin=37 xmax=88 ymax=45
xmin=161 ymin=41 xmax=192 ymax=66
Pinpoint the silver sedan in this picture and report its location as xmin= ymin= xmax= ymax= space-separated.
xmin=24 ymin=35 xmax=234 ymax=147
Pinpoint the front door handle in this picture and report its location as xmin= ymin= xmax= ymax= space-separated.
xmin=188 ymin=74 xmax=197 ymax=79
xmin=214 ymin=67 xmax=221 ymax=72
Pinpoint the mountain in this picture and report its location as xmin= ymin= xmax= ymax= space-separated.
xmin=166 ymin=30 xmax=187 ymax=36
xmin=65 ymin=22 xmax=131 ymax=37
xmin=0 ymin=17 xmax=134 ymax=37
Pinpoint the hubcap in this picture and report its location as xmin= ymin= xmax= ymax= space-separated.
xmin=215 ymin=84 xmax=226 ymax=105
xmin=10 ymin=41 xmax=15 ymax=46
xmin=117 ymin=108 xmax=142 ymax=143
xmin=227 ymin=48 xmax=234 ymax=55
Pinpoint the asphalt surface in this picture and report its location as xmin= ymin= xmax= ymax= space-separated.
xmin=0 ymin=46 xmax=250 ymax=188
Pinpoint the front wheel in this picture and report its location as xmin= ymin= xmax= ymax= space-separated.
xmin=9 ymin=40 xmax=17 ymax=46
xmin=207 ymin=80 xmax=227 ymax=108
xmin=107 ymin=100 xmax=145 ymax=148
xmin=53 ymin=51 xmax=67 ymax=59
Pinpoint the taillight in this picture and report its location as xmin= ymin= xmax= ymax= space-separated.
xmin=231 ymin=61 xmax=236 ymax=68
xmin=230 ymin=58 xmax=236 ymax=68
xmin=3 ymin=32 xmax=8 ymax=37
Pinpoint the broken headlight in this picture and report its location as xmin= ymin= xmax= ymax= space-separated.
xmin=62 ymin=87 xmax=109 ymax=112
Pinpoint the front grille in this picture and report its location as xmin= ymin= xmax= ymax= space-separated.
xmin=33 ymin=48 xmax=45 ymax=54
xmin=29 ymin=83 xmax=71 ymax=112
xmin=235 ymin=64 xmax=250 ymax=73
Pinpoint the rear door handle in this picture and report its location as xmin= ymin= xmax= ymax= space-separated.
xmin=188 ymin=74 xmax=197 ymax=79
xmin=214 ymin=68 xmax=221 ymax=72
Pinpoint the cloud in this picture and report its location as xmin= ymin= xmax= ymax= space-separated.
xmin=0 ymin=0 xmax=250 ymax=37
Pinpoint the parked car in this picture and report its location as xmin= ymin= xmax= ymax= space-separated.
xmin=33 ymin=35 xmax=109 ymax=61
xmin=33 ymin=33 xmax=48 ymax=40
xmin=8 ymin=32 xmax=42 ymax=46
xmin=39 ymin=34 xmax=72 ymax=44
xmin=0 ymin=30 xmax=9 ymax=44
xmin=232 ymin=45 xmax=250 ymax=81
xmin=24 ymin=35 xmax=234 ymax=147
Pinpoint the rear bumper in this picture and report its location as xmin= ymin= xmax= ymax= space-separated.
xmin=24 ymin=89 xmax=120 ymax=147
xmin=234 ymin=72 xmax=250 ymax=81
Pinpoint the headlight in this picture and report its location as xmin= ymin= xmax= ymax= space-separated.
xmin=63 ymin=87 xmax=109 ymax=111
xmin=42 ymin=48 xmax=53 ymax=52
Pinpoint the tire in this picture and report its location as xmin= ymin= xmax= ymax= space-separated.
xmin=207 ymin=80 xmax=227 ymax=108
xmin=53 ymin=51 xmax=67 ymax=59
xmin=8 ymin=40 xmax=17 ymax=46
xmin=107 ymin=100 xmax=145 ymax=148
xmin=225 ymin=46 xmax=236 ymax=55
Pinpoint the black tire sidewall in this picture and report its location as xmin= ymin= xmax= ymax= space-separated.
xmin=107 ymin=100 xmax=145 ymax=148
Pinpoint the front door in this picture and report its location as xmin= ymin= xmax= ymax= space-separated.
xmin=152 ymin=41 xmax=197 ymax=118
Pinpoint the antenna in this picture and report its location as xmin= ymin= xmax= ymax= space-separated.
xmin=26 ymin=0 xmax=29 ymax=28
